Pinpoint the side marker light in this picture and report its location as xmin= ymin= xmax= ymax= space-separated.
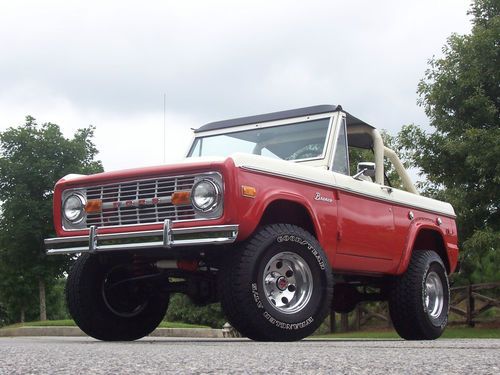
xmin=241 ymin=185 xmax=257 ymax=198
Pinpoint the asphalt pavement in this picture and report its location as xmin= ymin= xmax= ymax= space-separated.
xmin=0 ymin=337 xmax=499 ymax=374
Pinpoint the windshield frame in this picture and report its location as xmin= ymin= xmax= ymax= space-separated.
xmin=186 ymin=112 xmax=336 ymax=164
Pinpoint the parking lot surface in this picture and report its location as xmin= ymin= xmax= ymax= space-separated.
xmin=0 ymin=337 xmax=499 ymax=374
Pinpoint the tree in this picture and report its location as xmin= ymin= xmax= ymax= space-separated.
xmin=349 ymin=130 xmax=406 ymax=190
xmin=0 ymin=116 xmax=103 ymax=321
xmin=397 ymin=0 xmax=500 ymax=283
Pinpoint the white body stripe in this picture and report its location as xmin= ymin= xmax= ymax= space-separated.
xmin=228 ymin=153 xmax=455 ymax=218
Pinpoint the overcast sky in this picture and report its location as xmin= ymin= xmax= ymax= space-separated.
xmin=0 ymin=0 xmax=472 ymax=172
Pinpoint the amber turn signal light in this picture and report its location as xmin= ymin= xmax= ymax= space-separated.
xmin=172 ymin=191 xmax=191 ymax=205
xmin=241 ymin=185 xmax=257 ymax=198
xmin=85 ymin=199 xmax=102 ymax=213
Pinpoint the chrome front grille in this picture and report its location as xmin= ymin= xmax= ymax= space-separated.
xmin=85 ymin=175 xmax=196 ymax=228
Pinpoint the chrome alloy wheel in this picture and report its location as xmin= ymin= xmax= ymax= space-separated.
xmin=262 ymin=251 xmax=313 ymax=314
xmin=424 ymin=271 xmax=444 ymax=320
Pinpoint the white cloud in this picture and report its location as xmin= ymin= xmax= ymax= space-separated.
xmin=0 ymin=88 xmax=197 ymax=170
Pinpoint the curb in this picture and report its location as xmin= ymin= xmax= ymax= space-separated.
xmin=0 ymin=326 xmax=224 ymax=338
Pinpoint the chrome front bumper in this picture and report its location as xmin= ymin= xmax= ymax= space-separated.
xmin=44 ymin=219 xmax=239 ymax=255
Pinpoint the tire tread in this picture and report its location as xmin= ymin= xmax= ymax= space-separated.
xmin=389 ymin=250 xmax=449 ymax=340
xmin=66 ymin=254 xmax=168 ymax=341
xmin=219 ymin=224 xmax=333 ymax=341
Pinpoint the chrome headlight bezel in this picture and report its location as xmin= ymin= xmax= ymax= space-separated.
xmin=191 ymin=173 xmax=223 ymax=218
xmin=191 ymin=179 xmax=220 ymax=212
xmin=62 ymin=190 xmax=87 ymax=230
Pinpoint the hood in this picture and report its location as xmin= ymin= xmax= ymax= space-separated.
xmin=58 ymin=156 xmax=227 ymax=186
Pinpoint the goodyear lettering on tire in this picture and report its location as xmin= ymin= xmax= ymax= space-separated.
xmin=276 ymin=235 xmax=325 ymax=270
xmin=263 ymin=311 xmax=314 ymax=330
xmin=251 ymin=283 xmax=264 ymax=309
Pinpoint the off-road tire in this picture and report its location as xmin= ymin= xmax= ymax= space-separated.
xmin=332 ymin=284 xmax=360 ymax=314
xmin=389 ymin=250 xmax=450 ymax=340
xmin=219 ymin=224 xmax=333 ymax=341
xmin=66 ymin=253 xmax=169 ymax=341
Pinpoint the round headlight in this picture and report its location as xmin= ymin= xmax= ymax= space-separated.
xmin=191 ymin=179 xmax=220 ymax=212
xmin=63 ymin=193 xmax=86 ymax=223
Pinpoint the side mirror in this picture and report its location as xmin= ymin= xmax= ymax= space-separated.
xmin=353 ymin=162 xmax=376 ymax=180
xmin=358 ymin=162 xmax=376 ymax=177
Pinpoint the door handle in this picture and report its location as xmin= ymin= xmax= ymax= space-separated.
xmin=380 ymin=186 xmax=393 ymax=193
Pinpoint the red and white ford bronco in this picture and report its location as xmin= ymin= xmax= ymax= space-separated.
xmin=45 ymin=105 xmax=459 ymax=341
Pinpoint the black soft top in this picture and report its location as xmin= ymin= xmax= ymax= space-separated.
xmin=194 ymin=105 xmax=375 ymax=149
xmin=195 ymin=104 xmax=373 ymax=132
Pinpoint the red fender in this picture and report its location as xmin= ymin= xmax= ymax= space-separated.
xmin=396 ymin=217 xmax=449 ymax=275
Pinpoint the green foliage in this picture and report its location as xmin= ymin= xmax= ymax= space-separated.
xmin=462 ymin=228 xmax=500 ymax=284
xmin=348 ymin=146 xmax=372 ymax=176
xmin=45 ymin=278 xmax=70 ymax=321
xmin=0 ymin=263 xmax=38 ymax=323
xmin=348 ymin=130 xmax=405 ymax=190
xmin=0 ymin=116 xmax=103 ymax=322
xmin=0 ymin=301 xmax=7 ymax=327
xmin=166 ymin=294 xmax=226 ymax=328
xmin=397 ymin=0 xmax=500 ymax=283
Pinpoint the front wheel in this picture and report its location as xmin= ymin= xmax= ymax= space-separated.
xmin=219 ymin=224 xmax=333 ymax=341
xmin=66 ymin=254 xmax=169 ymax=341
xmin=389 ymin=250 xmax=450 ymax=340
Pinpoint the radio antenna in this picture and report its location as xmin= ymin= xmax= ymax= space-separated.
xmin=163 ymin=93 xmax=166 ymax=163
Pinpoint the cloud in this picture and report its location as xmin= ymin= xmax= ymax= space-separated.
xmin=0 ymin=0 xmax=472 ymax=171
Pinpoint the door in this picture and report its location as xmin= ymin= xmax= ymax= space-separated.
xmin=334 ymin=175 xmax=396 ymax=261
xmin=329 ymin=115 xmax=397 ymax=273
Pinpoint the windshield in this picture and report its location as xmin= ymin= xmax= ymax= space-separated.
xmin=187 ymin=118 xmax=331 ymax=162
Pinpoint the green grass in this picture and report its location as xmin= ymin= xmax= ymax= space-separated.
xmin=158 ymin=321 xmax=209 ymax=329
xmin=1 ymin=320 xmax=209 ymax=330
xmin=3 ymin=321 xmax=499 ymax=338
xmin=313 ymin=326 xmax=500 ymax=339
xmin=20 ymin=319 xmax=76 ymax=327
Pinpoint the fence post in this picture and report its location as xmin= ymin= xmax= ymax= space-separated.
xmin=386 ymin=304 xmax=392 ymax=328
xmin=466 ymin=285 xmax=475 ymax=327
xmin=340 ymin=313 xmax=349 ymax=332
xmin=330 ymin=312 xmax=336 ymax=333
xmin=354 ymin=305 xmax=361 ymax=331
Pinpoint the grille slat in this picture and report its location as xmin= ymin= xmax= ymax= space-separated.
xmin=92 ymin=207 xmax=195 ymax=219
xmin=87 ymin=211 xmax=195 ymax=223
xmin=85 ymin=175 xmax=197 ymax=228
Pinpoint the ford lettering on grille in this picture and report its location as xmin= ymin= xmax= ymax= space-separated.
xmin=102 ymin=196 xmax=171 ymax=210
xmin=86 ymin=175 xmax=196 ymax=227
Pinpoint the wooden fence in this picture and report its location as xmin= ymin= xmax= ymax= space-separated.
xmin=329 ymin=282 xmax=500 ymax=333
xmin=449 ymin=282 xmax=500 ymax=327
xmin=330 ymin=304 xmax=391 ymax=333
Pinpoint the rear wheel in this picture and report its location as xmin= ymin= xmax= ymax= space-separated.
xmin=389 ymin=250 xmax=449 ymax=340
xmin=66 ymin=253 xmax=169 ymax=341
xmin=220 ymin=224 xmax=333 ymax=341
